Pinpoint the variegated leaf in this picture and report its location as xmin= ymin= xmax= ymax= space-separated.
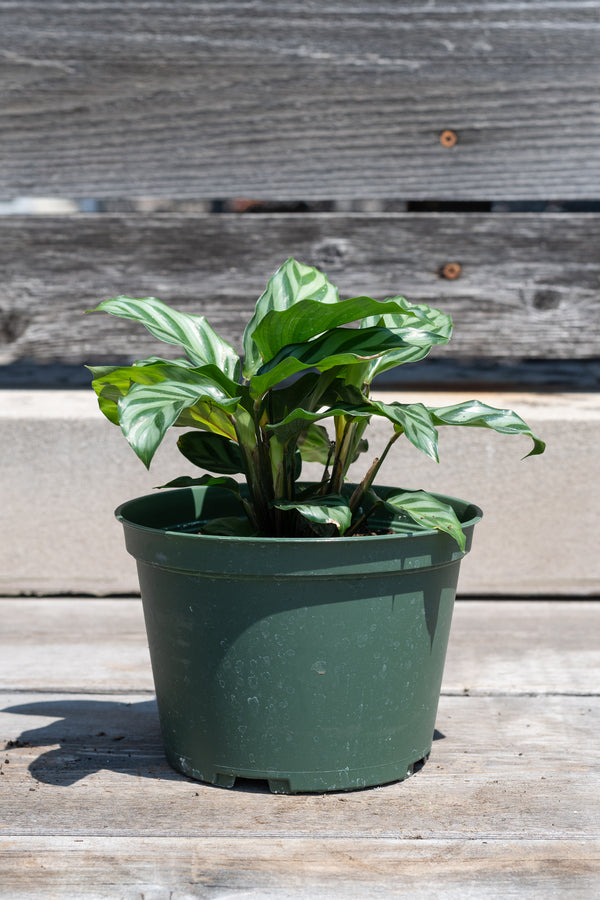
xmin=268 ymin=398 xmax=438 ymax=462
xmin=251 ymin=295 xmax=421 ymax=366
xmin=89 ymin=296 xmax=240 ymax=379
xmin=266 ymin=402 xmax=371 ymax=435
xmin=430 ymin=400 xmax=546 ymax=458
xmin=89 ymin=360 xmax=240 ymax=429
xmin=369 ymin=400 xmax=439 ymax=462
xmin=360 ymin=298 xmax=453 ymax=382
xmin=384 ymin=490 xmax=466 ymax=551
xmin=250 ymin=325 xmax=447 ymax=398
xmin=243 ymin=258 xmax=339 ymax=377
xmin=118 ymin=379 xmax=240 ymax=468
xmin=273 ymin=495 xmax=352 ymax=536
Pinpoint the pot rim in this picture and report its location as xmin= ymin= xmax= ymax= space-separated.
xmin=115 ymin=483 xmax=483 ymax=545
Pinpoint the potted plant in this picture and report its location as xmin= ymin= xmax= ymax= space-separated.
xmin=88 ymin=257 xmax=544 ymax=793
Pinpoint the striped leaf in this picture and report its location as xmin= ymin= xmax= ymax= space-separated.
xmin=118 ymin=379 xmax=240 ymax=468
xmin=243 ymin=258 xmax=339 ymax=377
xmin=266 ymin=402 xmax=371 ymax=436
xmin=360 ymin=298 xmax=453 ymax=382
xmin=430 ymin=400 xmax=546 ymax=458
xmin=369 ymin=401 xmax=439 ymax=462
xmin=89 ymin=360 xmax=240 ymax=430
xmin=268 ymin=398 xmax=438 ymax=462
xmin=89 ymin=296 xmax=240 ymax=379
xmin=249 ymin=325 xmax=448 ymax=398
xmin=384 ymin=490 xmax=466 ymax=551
xmin=251 ymin=295 xmax=421 ymax=366
xmin=273 ymin=495 xmax=352 ymax=536
xmin=89 ymin=361 xmax=175 ymax=424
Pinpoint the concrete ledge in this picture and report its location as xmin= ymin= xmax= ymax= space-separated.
xmin=1 ymin=390 xmax=598 ymax=595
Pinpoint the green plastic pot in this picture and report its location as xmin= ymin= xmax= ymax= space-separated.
xmin=116 ymin=485 xmax=481 ymax=793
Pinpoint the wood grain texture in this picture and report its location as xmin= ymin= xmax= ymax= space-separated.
xmin=1 ymin=692 xmax=598 ymax=838
xmin=1 ymin=2 xmax=599 ymax=198
xmin=0 ymin=837 xmax=597 ymax=899
xmin=0 ymin=598 xmax=598 ymax=896
xmin=1 ymin=212 xmax=598 ymax=373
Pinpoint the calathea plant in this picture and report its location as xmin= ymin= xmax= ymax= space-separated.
xmin=88 ymin=258 xmax=544 ymax=548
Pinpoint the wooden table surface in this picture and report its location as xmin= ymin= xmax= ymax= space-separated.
xmin=1 ymin=598 xmax=598 ymax=899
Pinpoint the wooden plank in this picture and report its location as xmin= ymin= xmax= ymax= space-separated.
xmin=1 ymin=597 xmax=598 ymax=897
xmin=1 ymin=2 xmax=599 ymax=198
xmin=0 ymin=600 xmax=154 ymax=694
xmin=1 ymin=692 xmax=599 ymax=838
xmin=1 ymin=213 xmax=598 ymax=375
xmin=1 ymin=599 xmax=599 ymax=696
xmin=0 ymin=836 xmax=598 ymax=899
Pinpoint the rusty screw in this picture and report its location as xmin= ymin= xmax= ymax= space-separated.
xmin=440 ymin=262 xmax=462 ymax=280
xmin=440 ymin=129 xmax=458 ymax=148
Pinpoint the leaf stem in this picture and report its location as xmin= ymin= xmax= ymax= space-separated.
xmin=349 ymin=429 xmax=402 ymax=514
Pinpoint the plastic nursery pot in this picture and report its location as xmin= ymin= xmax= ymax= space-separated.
xmin=116 ymin=485 xmax=482 ymax=794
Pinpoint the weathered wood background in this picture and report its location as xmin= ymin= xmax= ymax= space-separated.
xmin=1 ymin=213 xmax=599 ymax=380
xmin=1 ymin=0 xmax=599 ymax=385
xmin=2 ymin=1 xmax=600 ymax=199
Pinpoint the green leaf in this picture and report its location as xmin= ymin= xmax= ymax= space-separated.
xmin=118 ymin=379 xmax=240 ymax=468
xmin=265 ymin=375 xmax=358 ymax=450
xmin=89 ymin=361 xmax=173 ymax=424
xmin=273 ymin=495 xmax=352 ymax=536
xmin=351 ymin=437 xmax=369 ymax=464
xmin=250 ymin=325 xmax=448 ymax=398
xmin=297 ymin=423 xmax=333 ymax=464
xmin=89 ymin=360 xmax=241 ymax=429
xmin=369 ymin=401 xmax=439 ymax=462
xmin=156 ymin=474 xmax=242 ymax=493
xmin=242 ymin=258 xmax=339 ymax=378
xmin=349 ymin=487 xmax=431 ymax=537
xmin=429 ymin=400 xmax=546 ymax=458
xmin=266 ymin=402 xmax=371 ymax=435
xmin=360 ymin=296 xmax=453 ymax=340
xmin=177 ymin=401 xmax=239 ymax=439
xmin=360 ymin=298 xmax=453 ymax=382
xmin=267 ymin=372 xmax=322 ymax=423
xmin=268 ymin=398 xmax=437 ymax=462
xmin=200 ymin=516 xmax=257 ymax=536
xmin=384 ymin=490 xmax=466 ymax=551
xmin=252 ymin=295 xmax=422 ymax=366
xmin=89 ymin=296 xmax=241 ymax=379
xmin=176 ymin=431 xmax=244 ymax=474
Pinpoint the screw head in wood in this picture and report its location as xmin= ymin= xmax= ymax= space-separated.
xmin=440 ymin=262 xmax=462 ymax=280
xmin=440 ymin=129 xmax=458 ymax=147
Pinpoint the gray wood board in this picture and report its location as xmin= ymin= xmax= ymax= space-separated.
xmin=1 ymin=599 xmax=598 ymax=696
xmin=1 ymin=2 xmax=600 ymax=198
xmin=0 ymin=837 xmax=597 ymax=899
xmin=1 ymin=692 xmax=598 ymax=839
xmin=1 ymin=213 xmax=598 ymax=370
xmin=1 ymin=597 xmax=598 ymax=897
xmin=1 ymin=693 xmax=598 ymax=898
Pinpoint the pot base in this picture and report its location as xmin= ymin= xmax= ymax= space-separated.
xmin=167 ymin=747 xmax=432 ymax=794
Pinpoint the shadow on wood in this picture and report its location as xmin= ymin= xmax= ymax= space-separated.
xmin=3 ymin=696 xmax=446 ymax=791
